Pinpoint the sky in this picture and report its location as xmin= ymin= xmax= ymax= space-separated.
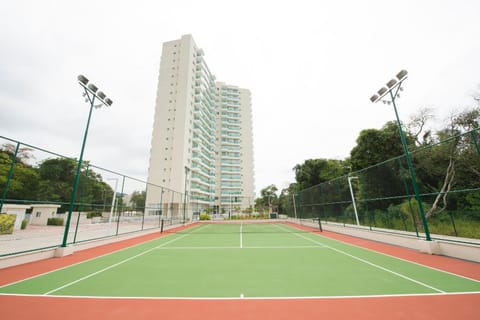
xmin=1 ymin=0 xmax=480 ymax=196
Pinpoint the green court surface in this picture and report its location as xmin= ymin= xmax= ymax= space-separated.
xmin=1 ymin=223 xmax=479 ymax=298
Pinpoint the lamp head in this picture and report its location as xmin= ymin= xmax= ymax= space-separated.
xmin=386 ymin=79 xmax=397 ymax=88
xmin=396 ymin=70 xmax=408 ymax=81
xmin=97 ymin=91 xmax=106 ymax=100
xmin=377 ymin=87 xmax=388 ymax=96
xmin=104 ymin=98 xmax=113 ymax=106
xmin=78 ymin=75 xmax=89 ymax=85
xmin=370 ymin=94 xmax=379 ymax=103
xmin=87 ymin=83 xmax=98 ymax=93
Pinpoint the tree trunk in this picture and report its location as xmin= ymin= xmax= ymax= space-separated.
xmin=426 ymin=157 xmax=455 ymax=218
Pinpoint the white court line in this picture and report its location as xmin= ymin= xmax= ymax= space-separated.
xmin=275 ymin=224 xmax=446 ymax=294
xmin=154 ymin=245 xmax=324 ymax=250
xmin=240 ymin=222 xmax=243 ymax=248
xmin=43 ymin=225 xmax=207 ymax=296
xmin=3 ymin=291 xmax=479 ymax=300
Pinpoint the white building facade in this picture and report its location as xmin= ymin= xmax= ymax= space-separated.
xmin=146 ymin=35 xmax=254 ymax=218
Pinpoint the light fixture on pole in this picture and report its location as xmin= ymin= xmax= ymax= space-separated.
xmin=61 ymin=75 xmax=113 ymax=248
xmin=369 ymin=70 xmax=431 ymax=241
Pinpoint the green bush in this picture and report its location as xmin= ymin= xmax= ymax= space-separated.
xmin=21 ymin=219 xmax=28 ymax=230
xmin=47 ymin=217 xmax=64 ymax=226
xmin=87 ymin=211 xmax=102 ymax=219
xmin=0 ymin=214 xmax=16 ymax=234
xmin=199 ymin=213 xmax=211 ymax=220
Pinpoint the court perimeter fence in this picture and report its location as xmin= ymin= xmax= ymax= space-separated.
xmin=287 ymin=127 xmax=480 ymax=245
xmin=0 ymin=136 xmax=193 ymax=257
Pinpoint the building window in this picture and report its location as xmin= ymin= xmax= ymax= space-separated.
xmin=36 ymin=212 xmax=41 ymax=217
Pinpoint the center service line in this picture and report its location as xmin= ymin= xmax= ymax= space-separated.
xmin=240 ymin=222 xmax=243 ymax=248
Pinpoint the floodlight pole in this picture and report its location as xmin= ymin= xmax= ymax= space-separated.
xmin=347 ymin=176 xmax=360 ymax=225
xmin=61 ymin=75 xmax=113 ymax=248
xmin=370 ymin=71 xmax=431 ymax=241
xmin=389 ymin=90 xmax=431 ymax=241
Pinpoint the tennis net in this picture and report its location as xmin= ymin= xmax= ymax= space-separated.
xmin=166 ymin=220 xmax=318 ymax=234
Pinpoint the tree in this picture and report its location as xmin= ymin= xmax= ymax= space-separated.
xmin=293 ymin=158 xmax=348 ymax=190
xmin=406 ymin=107 xmax=435 ymax=146
xmin=36 ymin=158 xmax=77 ymax=205
xmin=350 ymin=121 xmax=410 ymax=170
xmin=349 ymin=121 xmax=414 ymax=210
xmin=130 ymin=191 xmax=146 ymax=212
xmin=418 ymin=107 xmax=480 ymax=217
xmin=0 ymin=145 xmax=40 ymax=202
xmin=36 ymin=158 xmax=113 ymax=212
xmin=256 ymin=185 xmax=278 ymax=213
xmin=278 ymin=183 xmax=298 ymax=216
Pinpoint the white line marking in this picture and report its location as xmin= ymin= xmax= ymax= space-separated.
xmin=2 ymin=291 xmax=479 ymax=300
xmin=43 ymin=225 xmax=207 ymax=296
xmin=154 ymin=245 xmax=324 ymax=250
xmin=288 ymin=223 xmax=480 ymax=284
xmin=275 ymin=225 xmax=446 ymax=293
xmin=240 ymin=222 xmax=243 ymax=248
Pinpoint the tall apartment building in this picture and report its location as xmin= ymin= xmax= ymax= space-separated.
xmin=146 ymin=35 xmax=254 ymax=218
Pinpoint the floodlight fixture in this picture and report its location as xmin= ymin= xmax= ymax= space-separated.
xmin=377 ymin=87 xmax=388 ymax=96
xmin=97 ymin=91 xmax=106 ymax=100
xmin=87 ymin=83 xmax=98 ymax=93
xmin=396 ymin=69 xmax=408 ymax=81
xmin=78 ymin=74 xmax=89 ymax=85
xmin=386 ymin=79 xmax=397 ymax=88
xmin=370 ymin=94 xmax=379 ymax=103
xmin=105 ymin=98 xmax=113 ymax=106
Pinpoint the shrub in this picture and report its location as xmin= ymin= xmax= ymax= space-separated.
xmin=199 ymin=213 xmax=211 ymax=220
xmin=21 ymin=219 xmax=28 ymax=230
xmin=0 ymin=214 xmax=16 ymax=234
xmin=47 ymin=217 xmax=64 ymax=226
xmin=87 ymin=212 xmax=102 ymax=219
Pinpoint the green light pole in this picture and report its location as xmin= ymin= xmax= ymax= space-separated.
xmin=370 ymin=70 xmax=431 ymax=241
xmin=61 ymin=75 xmax=113 ymax=248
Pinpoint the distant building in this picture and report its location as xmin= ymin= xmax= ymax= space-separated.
xmin=146 ymin=35 xmax=254 ymax=218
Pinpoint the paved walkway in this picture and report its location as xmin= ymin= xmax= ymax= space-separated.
xmin=0 ymin=219 xmax=176 ymax=257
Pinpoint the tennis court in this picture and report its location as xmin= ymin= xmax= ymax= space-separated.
xmin=1 ymin=221 xmax=479 ymax=299
xmin=1 ymin=221 xmax=479 ymax=320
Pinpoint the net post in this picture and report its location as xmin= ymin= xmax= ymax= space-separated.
xmin=318 ymin=214 xmax=323 ymax=232
xmin=161 ymin=218 xmax=164 ymax=233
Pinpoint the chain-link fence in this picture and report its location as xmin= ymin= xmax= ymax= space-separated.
xmin=0 ymin=136 xmax=188 ymax=257
xmin=289 ymin=127 xmax=480 ymax=243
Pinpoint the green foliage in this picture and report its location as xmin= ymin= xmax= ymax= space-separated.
xmin=0 ymin=145 xmax=40 ymax=201
xmin=294 ymin=158 xmax=348 ymax=190
xmin=21 ymin=219 xmax=28 ymax=230
xmin=199 ymin=213 xmax=211 ymax=220
xmin=130 ymin=191 xmax=146 ymax=212
xmin=0 ymin=214 xmax=16 ymax=234
xmin=86 ymin=212 xmax=102 ymax=219
xmin=0 ymin=149 xmax=115 ymax=213
xmin=350 ymin=121 xmax=409 ymax=170
xmin=47 ymin=217 xmax=64 ymax=226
